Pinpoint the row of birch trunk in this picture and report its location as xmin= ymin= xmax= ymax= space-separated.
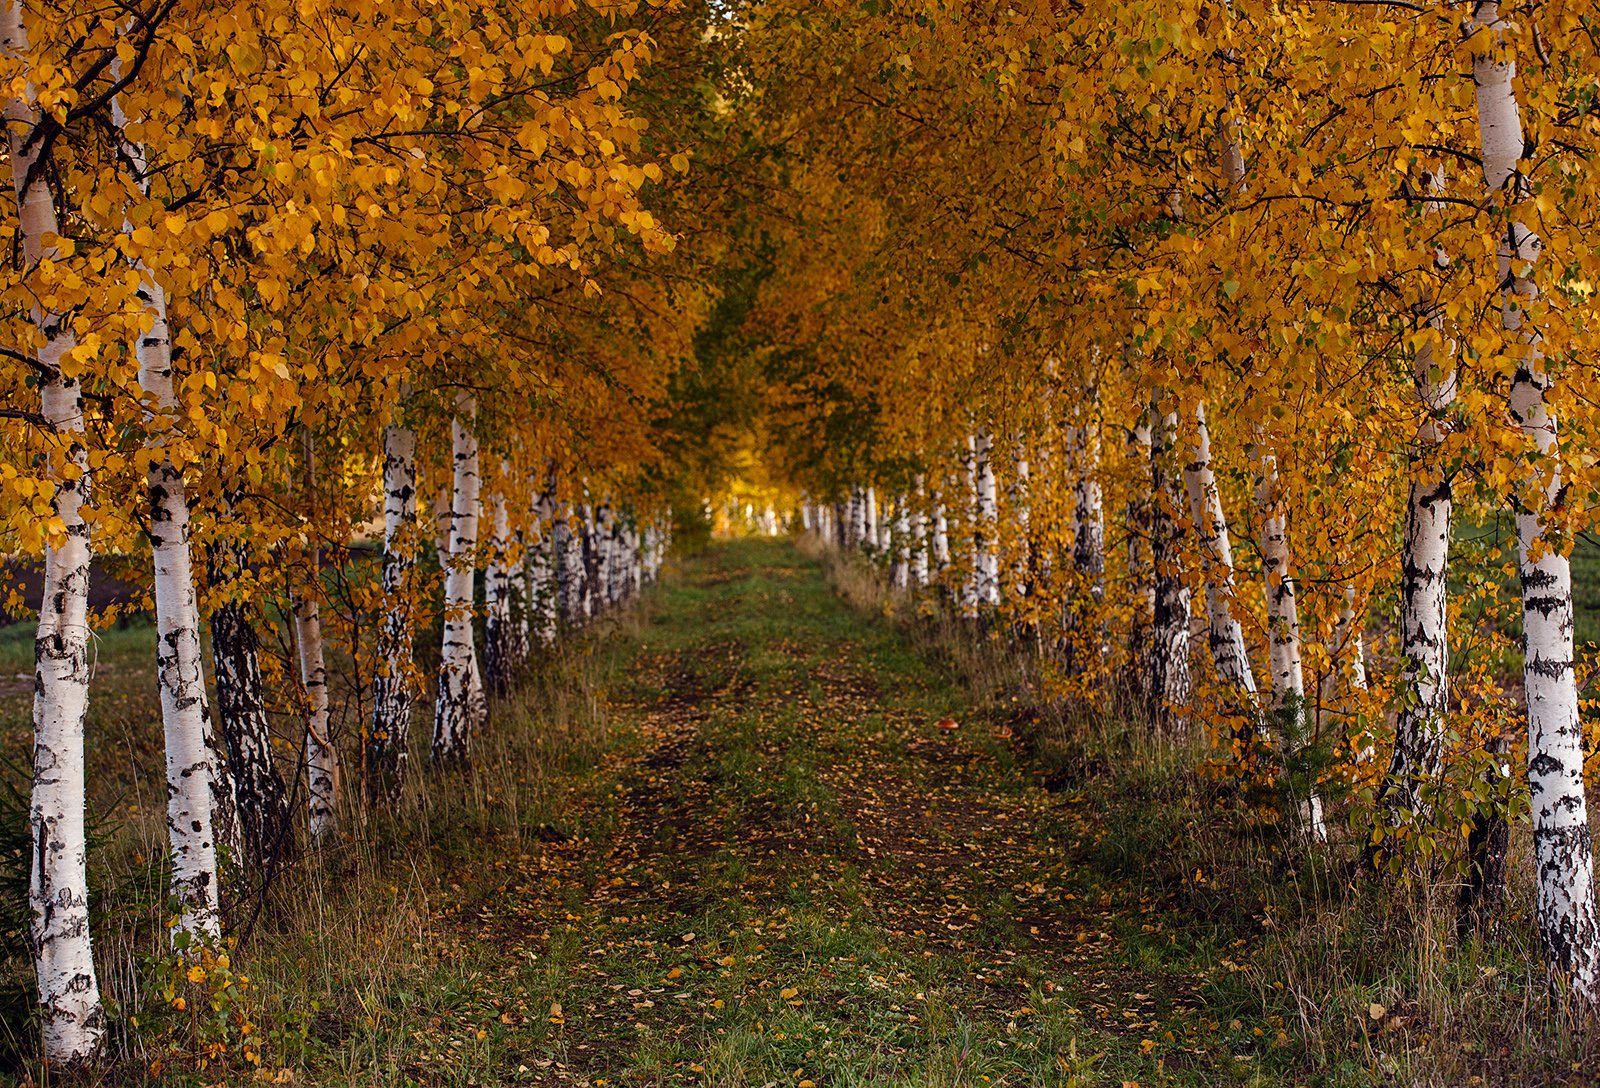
xmin=0 ymin=0 xmax=689 ymax=1063
xmin=785 ymin=0 xmax=1599 ymax=1012
xmin=16 ymin=311 xmax=669 ymax=1062
xmin=806 ymin=338 xmax=1597 ymax=1005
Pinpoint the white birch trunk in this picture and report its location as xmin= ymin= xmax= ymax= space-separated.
xmin=1473 ymin=1 xmax=1599 ymax=997
xmin=638 ymin=523 xmax=654 ymax=579
xmin=1334 ymin=584 xmax=1368 ymax=693
xmin=1252 ymin=436 xmax=1326 ymax=843
xmin=555 ymin=501 xmax=582 ymax=624
xmin=644 ymin=521 xmax=664 ymax=580
xmin=1072 ymin=417 xmax=1106 ymax=606
xmin=511 ymin=501 xmax=532 ymax=658
xmin=371 ymin=421 xmax=417 ymax=806
xmin=1067 ymin=406 xmax=1107 ymax=665
xmin=433 ymin=397 xmax=483 ymax=762
xmin=865 ymin=488 xmax=879 ymax=556
xmin=912 ymin=474 xmax=930 ymax=587
xmin=579 ymin=503 xmax=598 ymax=620
xmin=892 ymin=495 xmax=911 ymax=588
xmin=528 ymin=489 xmax=558 ymax=648
xmin=1381 ymin=350 xmax=1455 ymax=819
xmin=483 ymin=481 xmax=516 ymax=696
xmin=1127 ymin=416 xmax=1156 ymax=664
xmin=1147 ymin=402 xmax=1192 ymax=736
xmin=5 ymin=0 xmax=104 ymax=1055
xmin=1329 ymin=582 xmax=1373 ymax=763
xmin=603 ymin=505 xmax=623 ymax=606
xmin=931 ymin=491 xmax=950 ymax=574
xmin=293 ymin=586 xmax=337 ymax=842
xmin=110 ymin=85 xmax=222 ymax=939
xmin=1380 ymin=153 xmax=1458 ymax=828
xmin=626 ymin=522 xmax=643 ymax=596
xmin=1009 ymin=449 xmax=1031 ymax=605
xmin=433 ymin=484 xmax=452 ymax=569
xmin=1182 ymin=404 xmax=1261 ymax=728
xmin=975 ymin=432 xmax=1000 ymax=607
xmin=962 ymin=439 xmax=981 ymax=617
xmin=593 ymin=504 xmax=610 ymax=609
xmin=295 ymin=436 xmax=338 ymax=842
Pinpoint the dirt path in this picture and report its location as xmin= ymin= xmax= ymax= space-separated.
xmin=430 ymin=540 xmax=1268 ymax=1087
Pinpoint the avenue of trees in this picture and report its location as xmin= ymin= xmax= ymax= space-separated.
xmin=7 ymin=0 xmax=1600 ymax=1070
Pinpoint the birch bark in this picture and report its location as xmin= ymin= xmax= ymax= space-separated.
xmin=433 ymin=397 xmax=483 ymax=762
xmin=1147 ymin=401 xmax=1191 ymax=736
xmin=1008 ymin=449 xmax=1031 ymax=606
xmin=1252 ymin=435 xmax=1326 ymax=843
xmin=1472 ymin=0 xmax=1599 ymax=997
xmin=1072 ymin=416 xmax=1106 ymax=610
xmin=1183 ymin=404 xmax=1260 ymax=732
xmin=912 ymin=474 xmax=930 ymax=587
xmin=110 ymin=83 xmax=221 ymax=939
xmin=1125 ymin=417 xmax=1156 ymax=679
xmin=555 ymin=502 xmax=582 ymax=624
xmin=1379 ymin=163 xmax=1457 ymax=832
xmin=4 ymin=0 xmax=104 ymax=1056
xmin=962 ymin=440 xmax=980 ymax=617
xmin=892 ymin=495 xmax=910 ymax=588
xmin=293 ymin=588 xmax=336 ymax=842
xmin=1070 ymin=406 xmax=1107 ymax=665
xmin=295 ymin=436 xmax=338 ymax=842
xmin=975 ymin=432 xmax=1000 ymax=607
xmin=370 ymin=421 xmax=417 ymax=806
xmin=483 ymin=482 xmax=516 ymax=696
xmin=528 ymin=488 xmax=559 ymax=648
xmin=208 ymin=540 xmax=292 ymax=868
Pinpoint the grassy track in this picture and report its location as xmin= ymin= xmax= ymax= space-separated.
xmin=286 ymin=538 xmax=1294 ymax=1087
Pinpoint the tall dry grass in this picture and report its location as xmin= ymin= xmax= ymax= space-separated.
xmin=2 ymin=599 xmax=648 ymax=1085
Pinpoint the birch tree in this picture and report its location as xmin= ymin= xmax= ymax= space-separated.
xmin=434 ymin=396 xmax=484 ymax=762
xmin=3 ymin=0 xmax=104 ymax=1058
xmin=1471 ymin=0 xmax=1600 ymax=997
xmin=1147 ymin=401 xmax=1191 ymax=736
xmin=1183 ymin=404 xmax=1260 ymax=738
xmin=208 ymin=539 xmax=293 ymax=868
xmin=110 ymin=74 xmax=222 ymax=939
xmin=295 ymin=436 xmax=338 ymax=842
xmin=371 ymin=418 xmax=419 ymax=806
xmin=912 ymin=474 xmax=930 ymax=586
